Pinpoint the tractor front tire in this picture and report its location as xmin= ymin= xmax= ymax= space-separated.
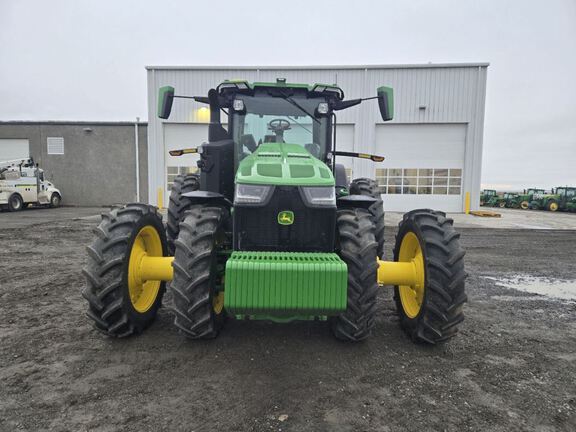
xmin=394 ymin=209 xmax=467 ymax=344
xmin=170 ymin=206 xmax=229 ymax=339
xmin=350 ymin=178 xmax=385 ymax=258
xmin=520 ymin=200 xmax=530 ymax=210
xmin=331 ymin=208 xmax=379 ymax=342
xmin=167 ymin=174 xmax=200 ymax=255
xmin=82 ymin=204 xmax=167 ymax=337
xmin=547 ymin=200 xmax=559 ymax=212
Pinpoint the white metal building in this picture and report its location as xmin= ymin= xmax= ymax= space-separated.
xmin=146 ymin=64 xmax=488 ymax=212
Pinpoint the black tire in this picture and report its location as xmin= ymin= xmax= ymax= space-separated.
xmin=349 ymin=178 xmax=385 ymax=259
xmin=170 ymin=206 xmax=229 ymax=339
xmin=393 ymin=209 xmax=467 ymax=344
xmin=330 ymin=208 xmax=379 ymax=342
xmin=8 ymin=194 xmax=23 ymax=212
xmin=167 ymin=174 xmax=200 ymax=255
xmin=529 ymin=201 xmax=540 ymax=210
xmin=50 ymin=193 xmax=61 ymax=208
xmin=82 ymin=203 xmax=167 ymax=337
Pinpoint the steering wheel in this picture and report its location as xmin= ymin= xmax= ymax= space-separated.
xmin=268 ymin=118 xmax=291 ymax=133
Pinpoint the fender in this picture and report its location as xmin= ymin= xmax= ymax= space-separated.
xmin=337 ymin=194 xmax=377 ymax=210
xmin=181 ymin=190 xmax=233 ymax=208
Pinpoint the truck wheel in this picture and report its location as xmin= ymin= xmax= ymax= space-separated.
xmin=394 ymin=209 xmax=467 ymax=344
xmin=50 ymin=193 xmax=61 ymax=208
xmin=82 ymin=204 xmax=167 ymax=337
xmin=167 ymin=174 xmax=200 ymax=255
xmin=547 ymin=200 xmax=559 ymax=212
xmin=349 ymin=178 xmax=385 ymax=258
xmin=8 ymin=194 xmax=23 ymax=212
xmin=170 ymin=206 xmax=229 ymax=339
xmin=330 ymin=208 xmax=378 ymax=342
xmin=520 ymin=200 xmax=530 ymax=210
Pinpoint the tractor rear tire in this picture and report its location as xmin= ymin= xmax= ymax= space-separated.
xmin=330 ymin=208 xmax=379 ymax=342
xmin=170 ymin=206 xmax=229 ymax=339
xmin=530 ymin=201 xmax=540 ymax=210
xmin=167 ymin=174 xmax=200 ymax=255
xmin=82 ymin=204 xmax=167 ymax=337
xmin=393 ymin=209 xmax=467 ymax=344
xmin=349 ymin=178 xmax=385 ymax=259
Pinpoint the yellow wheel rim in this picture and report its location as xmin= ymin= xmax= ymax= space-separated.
xmin=213 ymin=292 xmax=225 ymax=314
xmin=128 ymin=226 xmax=163 ymax=313
xmin=520 ymin=201 xmax=529 ymax=210
xmin=550 ymin=202 xmax=558 ymax=211
xmin=398 ymin=232 xmax=426 ymax=318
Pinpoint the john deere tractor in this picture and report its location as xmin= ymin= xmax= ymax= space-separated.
xmin=82 ymin=80 xmax=466 ymax=343
xmin=480 ymin=189 xmax=496 ymax=206
xmin=514 ymin=188 xmax=546 ymax=210
xmin=530 ymin=187 xmax=576 ymax=212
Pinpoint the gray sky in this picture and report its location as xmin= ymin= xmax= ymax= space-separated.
xmin=1 ymin=0 xmax=575 ymax=190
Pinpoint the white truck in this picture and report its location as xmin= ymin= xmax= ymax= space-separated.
xmin=0 ymin=158 xmax=62 ymax=211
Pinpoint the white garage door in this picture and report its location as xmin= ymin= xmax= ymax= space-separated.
xmin=375 ymin=124 xmax=467 ymax=213
xmin=0 ymin=139 xmax=30 ymax=160
xmin=163 ymin=123 xmax=207 ymax=204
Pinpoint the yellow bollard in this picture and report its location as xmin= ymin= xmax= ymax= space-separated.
xmin=465 ymin=191 xmax=471 ymax=214
xmin=157 ymin=187 xmax=164 ymax=209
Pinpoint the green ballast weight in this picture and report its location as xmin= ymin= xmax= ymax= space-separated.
xmin=224 ymin=252 xmax=348 ymax=315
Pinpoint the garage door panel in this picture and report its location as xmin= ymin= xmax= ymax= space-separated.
xmin=0 ymin=139 xmax=30 ymax=160
xmin=375 ymin=124 xmax=467 ymax=213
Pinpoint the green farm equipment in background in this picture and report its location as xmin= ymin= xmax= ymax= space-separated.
xmin=530 ymin=187 xmax=576 ymax=212
xmin=82 ymin=79 xmax=467 ymax=344
xmin=499 ymin=192 xmax=519 ymax=208
xmin=480 ymin=189 xmax=497 ymax=206
xmin=513 ymin=188 xmax=546 ymax=210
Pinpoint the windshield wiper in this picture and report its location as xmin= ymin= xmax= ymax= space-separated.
xmin=279 ymin=91 xmax=320 ymax=124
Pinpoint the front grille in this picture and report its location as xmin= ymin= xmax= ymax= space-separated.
xmin=234 ymin=186 xmax=336 ymax=252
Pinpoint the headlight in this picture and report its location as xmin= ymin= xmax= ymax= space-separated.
xmin=234 ymin=183 xmax=274 ymax=205
xmin=300 ymin=186 xmax=336 ymax=207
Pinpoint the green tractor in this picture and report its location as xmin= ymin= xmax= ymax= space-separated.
xmin=513 ymin=188 xmax=546 ymax=210
xmin=480 ymin=189 xmax=496 ymax=206
xmin=82 ymin=79 xmax=466 ymax=344
xmin=530 ymin=187 xmax=576 ymax=212
xmin=499 ymin=192 xmax=519 ymax=208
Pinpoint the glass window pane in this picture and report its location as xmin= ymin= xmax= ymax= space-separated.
xmin=403 ymin=186 xmax=417 ymax=194
xmin=449 ymin=168 xmax=462 ymax=177
xmin=419 ymin=177 xmax=433 ymax=186
xmin=433 ymin=186 xmax=448 ymax=195
xmin=449 ymin=177 xmax=461 ymax=186
xmin=404 ymin=177 xmax=417 ymax=186
xmin=388 ymin=185 xmax=402 ymax=194
xmin=375 ymin=168 xmax=387 ymax=177
xmin=434 ymin=177 xmax=448 ymax=186
xmin=389 ymin=168 xmax=402 ymax=177
xmin=167 ymin=166 xmax=178 ymax=174
xmin=434 ymin=169 xmax=448 ymax=177
xmin=379 ymin=186 xmax=387 ymax=194
xmin=418 ymin=168 xmax=433 ymax=177
xmin=418 ymin=186 xmax=432 ymax=195
xmin=404 ymin=168 xmax=418 ymax=177
xmin=449 ymin=187 xmax=461 ymax=195
xmin=389 ymin=177 xmax=402 ymax=186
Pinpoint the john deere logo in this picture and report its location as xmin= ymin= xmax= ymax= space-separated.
xmin=278 ymin=210 xmax=294 ymax=225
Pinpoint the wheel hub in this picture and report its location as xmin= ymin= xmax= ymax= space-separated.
xmin=128 ymin=226 xmax=164 ymax=313
xmin=397 ymin=232 xmax=426 ymax=318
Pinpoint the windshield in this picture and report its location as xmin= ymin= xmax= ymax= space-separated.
xmin=231 ymin=95 xmax=329 ymax=165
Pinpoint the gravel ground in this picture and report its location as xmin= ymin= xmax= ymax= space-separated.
xmin=0 ymin=212 xmax=575 ymax=432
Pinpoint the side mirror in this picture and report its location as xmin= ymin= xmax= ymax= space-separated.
xmin=158 ymin=86 xmax=175 ymax=119
xmin=377 ymin=86 xmax=394 ymax=121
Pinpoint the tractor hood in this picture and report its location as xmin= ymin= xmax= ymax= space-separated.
xmin=236 ymin=143 xmax=334 ymax=186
